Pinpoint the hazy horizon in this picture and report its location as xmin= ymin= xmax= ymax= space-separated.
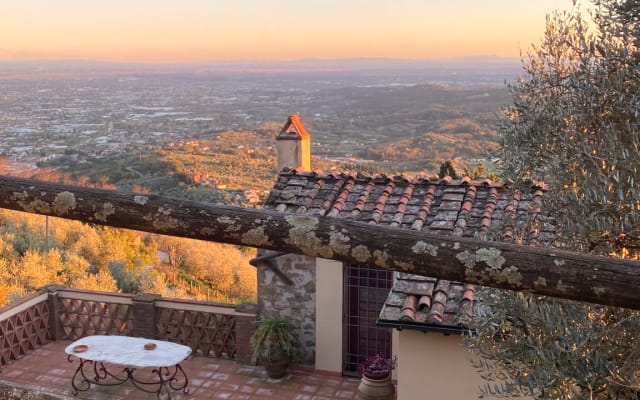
xmin=0 ymin=56 xmax=524 ymax=85
xmin=0 ymin=54 xmax=521 ymax=64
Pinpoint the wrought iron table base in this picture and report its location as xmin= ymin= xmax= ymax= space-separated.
xmin=67 ymin=355 xmax=189 ymax=399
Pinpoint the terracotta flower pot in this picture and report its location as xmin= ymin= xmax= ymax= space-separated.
xmin=263 ymin=348 xmax=290 ymax=379
xmin=363 ymin=371 xmax=390 ymax=380
xmin=356 ymin=373 xmax=395 ymax=400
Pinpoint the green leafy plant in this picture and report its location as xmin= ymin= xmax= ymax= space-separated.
xmin=250 ymin=315 xmax=298 ymax=364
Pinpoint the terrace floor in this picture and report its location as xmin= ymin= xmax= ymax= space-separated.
xmin=0 ymin=341 xmax=363 ymax=400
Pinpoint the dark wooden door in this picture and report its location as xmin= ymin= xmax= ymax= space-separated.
xmin=342 ymin=264 xmax=393 ymax=376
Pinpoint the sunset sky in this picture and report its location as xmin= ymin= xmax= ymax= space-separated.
xmin=1 ymin=0 xmax=576 ymax=63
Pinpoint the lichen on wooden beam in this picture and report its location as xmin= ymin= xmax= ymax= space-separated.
xmin=1 ymin=174 xmax=640 ymax=309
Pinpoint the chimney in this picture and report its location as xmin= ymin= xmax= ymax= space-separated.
xmin=276 ymin=114 xmax=311 ymax=172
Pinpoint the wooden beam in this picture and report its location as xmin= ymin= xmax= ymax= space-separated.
xmin=1 ymin=174 xmax=639 ymax=309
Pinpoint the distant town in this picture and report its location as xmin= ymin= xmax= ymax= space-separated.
xmin=0 ymin=58 xmax=517 ymax=201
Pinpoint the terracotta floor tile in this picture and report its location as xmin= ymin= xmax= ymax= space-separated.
xmin=217 ymin=365 xmax=239 ymax=374
xmin=324 ymin=377 xmax=343 ymax=387
xmin=243 ymin=384 xmax=259 ymax=393
xmin=235 ymin=366 xmax=257 ymax=375
xmin=49 ymin=368 xmax=68 ymax=376
xmin=316 ymin=386 xmax=339 ymax=397
xmin=254 ymin=387 xmax=274 ymax=396
xmin=335 ymin=389 xmax=357 ymax=398
xmin=229 ymin=394 xmax=251 ymax=400
xmin=201 ymin=362 xmax=222 ymax=371
xmin=211 ymin=372 xmax=230 ymax=380
xmin=181 ymin=388 xmax=210 ymax=399
xmin=0 ymin=341 xmax=365 ymax=400
xmin=190 ymin=377 xmax=206 ymax=387
xmin=225 ymin=375 xmax=249 ymax=385
xmin=197 ymin=370 xmax=215 ymax=379
xmin=201 ymin=380 xmax=224 ymax=390
xmin=212 ymin=392 xmax=234 ymax=399
xmin=340 ymin=380 xmax=360 ymax=390
xmin=301 ymin=375 xmax=323 ymax=384
xmin=34 ymin=375 xmax=55 ymax=383
xmin=219 ymin=382 xmax=240 ymax=391
xmin=1 ymin=368 xmax=24 ymax=378
xmin=300 ymin=384 xmax=318 ymax=393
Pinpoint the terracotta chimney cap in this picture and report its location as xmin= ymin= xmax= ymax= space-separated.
xmin=279 ymin=114 xmax=310 ymax=139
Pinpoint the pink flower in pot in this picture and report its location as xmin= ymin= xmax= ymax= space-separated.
xmin=358 ymin=353 xmax=397 ymax=380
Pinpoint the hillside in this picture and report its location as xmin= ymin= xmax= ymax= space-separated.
xmin=20 ymin=82 xmax=507 ymax=201
xmin=0 ymin=72 xmax=509 ymax=305
xmin=0 ymin=209 xmax=257 ymax=307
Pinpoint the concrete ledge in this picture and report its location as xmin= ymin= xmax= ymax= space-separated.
xmin=0 ymin=380 xmax=69 ymax=400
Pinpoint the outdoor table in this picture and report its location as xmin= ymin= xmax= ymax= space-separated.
xmin=64 ymin=335 xmax=192 ymax=399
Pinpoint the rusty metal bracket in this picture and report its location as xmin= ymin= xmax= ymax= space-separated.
xmin=249 ymin=251 xmax=294 ymax=286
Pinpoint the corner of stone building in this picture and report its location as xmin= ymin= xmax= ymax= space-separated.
xmin=256 ymin=253 xmax=317 ymax=365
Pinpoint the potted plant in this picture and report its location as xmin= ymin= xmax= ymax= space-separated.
xmin=250 ymin=315 xmax=298 ymax=379
xmin=356 ymin=353 xmax=396 ymax=400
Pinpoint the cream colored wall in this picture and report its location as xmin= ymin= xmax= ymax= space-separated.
xmin=392 ymin=328 xmax=399 ymax=381
xmin=398 ymin=330 xmax=486 ymax=400
xmin=315 ymin=258 xmax=343 ymax=372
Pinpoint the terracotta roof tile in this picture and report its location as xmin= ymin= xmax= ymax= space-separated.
xmin=401 ymin=296 xmax=418 ymax=321
xmin=418 ymin=295 xmax=431 ymax=311
xmin=264 ymin=170 xmax=552 ymax=333
xmin=327 ymin=178 xmax=355 ymax=217
xmin=405 ymin=280 xmax=435 ymax=296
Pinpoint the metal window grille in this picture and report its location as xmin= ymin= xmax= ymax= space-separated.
xmin=342 ymin=264 xmax=393 ymax=376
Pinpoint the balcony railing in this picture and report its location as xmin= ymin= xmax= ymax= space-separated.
xmin=0 ymin=284 xmax=256 ymax=368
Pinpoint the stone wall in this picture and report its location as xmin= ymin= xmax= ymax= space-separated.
xmin=256 ymin=253 xmax=316 ymax=364
xmin=0 ymin=381 xmax=66 ymax=400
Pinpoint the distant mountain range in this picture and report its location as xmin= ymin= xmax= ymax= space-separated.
xmin=0 ymin=57 xmax=523 ymax=86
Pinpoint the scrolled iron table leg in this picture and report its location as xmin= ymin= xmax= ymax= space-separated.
xmin=67 ymin=355 xmax=189 ymax=399
xmin=126 ymin=364 xmax=189 ymax=399
xmin=168 ymin=364 xmax=189 ymax=393
xmin=67 ymin=355 xmax=92 ymax=395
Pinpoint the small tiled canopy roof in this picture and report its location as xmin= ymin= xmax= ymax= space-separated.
xmin=264 ymin=170 xmax=552 ymax=334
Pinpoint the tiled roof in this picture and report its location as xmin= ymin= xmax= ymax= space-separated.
xmin=264 ymin=170 xmax=552 ymax=333
xmin=378 ymin=273 xmax=476 ymax=334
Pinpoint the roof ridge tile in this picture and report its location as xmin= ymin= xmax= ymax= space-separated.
xmin=411 ymin=184 xmax=436 ymax=231
xmin=327 ymin=178 xmax=355 ymax=217
xmin=390 ymin=184 xmax=415 ymax=227
xmin=370 ymin=181 xmax=395 ymax=224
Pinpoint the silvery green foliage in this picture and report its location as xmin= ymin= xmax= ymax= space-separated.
xmin=466 ymin=289 xmax=640 ymax=399
xmin=466 ymin=1 xmax=640 ymax=398
xmin=500 ymin=1 xmax=640 ymax=252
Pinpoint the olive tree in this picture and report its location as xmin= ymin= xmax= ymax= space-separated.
xmin=465 ymin=1 xmax=640 ymax=398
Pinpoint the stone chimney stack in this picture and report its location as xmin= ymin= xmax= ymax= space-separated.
xmin=276 ymin=115 xmax=311 ymax=172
